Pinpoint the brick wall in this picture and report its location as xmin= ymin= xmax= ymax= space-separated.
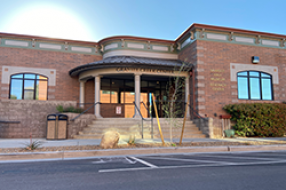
xmin=179 ymin=40 xmax=286 ymax=137
xmin=0 ymin=99 xmax=76 ymax=138
xmin=0 ymin=99 xmax=96 ymax=138
xmin=178 ymin=41 xmax=199 ymax=119
xmin=0 ymin=47 xmax=102 ymax=102
xmin=179 ymin=40 xmax=286 ymax=117
xmin=194 ymin=40 xmax=286 ymax=118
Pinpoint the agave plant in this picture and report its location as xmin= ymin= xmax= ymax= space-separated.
xmin=23 ymin=140 xmax=43 ymax=151
xmin=23 ymin=133 xmax=44 ymax=151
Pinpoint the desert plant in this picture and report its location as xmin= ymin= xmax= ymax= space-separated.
xmin=24 ymin=140 xmax=43 ymax=151
xmin=23 ymin=134 xmax=43 ymax=151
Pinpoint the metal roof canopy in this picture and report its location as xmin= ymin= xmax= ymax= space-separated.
xmin=69 ymin=56 xmax=190 ymax=77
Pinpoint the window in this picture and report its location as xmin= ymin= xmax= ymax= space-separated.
xmin=100 ymin=78 xmax=133 ymax=104
xmin=237 ymin=71 xmax=273 ymax=100
xmin=9 ymin=73 xmax=48 ymax=100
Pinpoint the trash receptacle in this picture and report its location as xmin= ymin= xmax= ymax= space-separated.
xmin=47 ymin=113 xmax=68 ymax=140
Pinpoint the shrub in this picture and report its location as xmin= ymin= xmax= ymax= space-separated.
xmin=10 ymin=95 xmax=17 ymax=99
xmin=56 ymin=105 xmax=64 ymax=113
xmin=223 ymin=103 xmax=286 ymax=137
xmin=64 ymin=106 xmax=76 ymax=113
xmin=56 ymin=105 xmax=83 ymax=113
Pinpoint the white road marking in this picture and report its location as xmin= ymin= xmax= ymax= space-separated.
xmin=125 ymin=157 xmax=137 ymax=164
xmin=129 ymin=157 xmax=158 ymax=168
xmin=92 ymin=159 xmax=106 ymax=164
xmin=197 ymin=155 xmax=282 ymax=161
xmin=99 ymin=159 xmax=286 ymax=173
xmin=142 ymin=156 xmax=235 ymax=165
xmin=91 ymin=157 xmax=137 ymax=164
xmin=246 ymin=153 xmax=286 ymax=158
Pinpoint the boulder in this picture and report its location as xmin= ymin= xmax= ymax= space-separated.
xmin=100 ymin=131 xmax=120 ymax=149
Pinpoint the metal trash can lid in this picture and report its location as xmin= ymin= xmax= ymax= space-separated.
xmin=47 ymin=113 xmax=68 ymax=120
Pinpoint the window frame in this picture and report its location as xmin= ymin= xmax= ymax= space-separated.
xmin=237 ymin=70 xmax=273 ymax=100
xmin=9 ymin=73 xmax=49 ymax=100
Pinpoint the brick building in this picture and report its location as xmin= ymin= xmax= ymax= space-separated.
xmin=0 ymin=23 xmax=286 ymax=138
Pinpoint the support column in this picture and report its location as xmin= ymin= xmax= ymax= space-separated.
xmin=133 ymin=73 xmax=141 ymax=118
xmin=79 ymin=80 xmax=86 ymax=108
xmin=185 ymin=76 xmax=190 ymax=118
xmin=94 ymin=76 xmax=102 ymax=118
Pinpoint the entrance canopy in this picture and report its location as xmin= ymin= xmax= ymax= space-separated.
xmin=69 ymin=56 xmax=192 ymax=119
xmin=69 ymin=56 xmax=190 ymax=77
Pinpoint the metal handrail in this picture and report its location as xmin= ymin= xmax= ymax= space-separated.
xmin=140 ymin=101 xmax=154 ymax=139
xmin=133 ymin=101 xmax=154 ymax=139
xmin=185 ymin=102 xmax=208 ymax=120
xmin=0 ymin=120 xmax=20 ymax=124
xmin=133 ymin=101 xmax=144 ymax=139
xmin=140 ymin=102 xmax=153 ymax=119
xmin=133 ymin=101 xmax=144 ymax=119
xmin=71 ymin=102 xmax=102 ymax=121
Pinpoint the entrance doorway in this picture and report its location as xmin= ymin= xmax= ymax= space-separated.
xmin=141 ymin=87 xmax=166 ymax=118
xmin=100 ymin=75 xmax=135 ymax=118
xmin=99 ymin=75 xmax=185 ymax=118
xmin=141 ymin=76 xmax=186 ymax=118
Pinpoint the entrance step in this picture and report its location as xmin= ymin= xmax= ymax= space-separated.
xmin=73 ymin=118 xmax=206 ymax=140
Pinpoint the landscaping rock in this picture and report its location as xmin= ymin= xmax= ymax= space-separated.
xmin=100 ymin=131 xmax=120 ymax=149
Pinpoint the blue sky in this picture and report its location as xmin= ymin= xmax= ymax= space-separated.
xmin=0 ymin=0 xmax=285 ymax=42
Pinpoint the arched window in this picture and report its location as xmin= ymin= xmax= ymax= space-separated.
xmin=237 ymin=71 xmax=273 ymax=100
xmin=9 ymin=73 xmax=48 ymax=100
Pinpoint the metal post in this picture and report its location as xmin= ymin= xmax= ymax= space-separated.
xmin=55 ymin=116 xmax=58 ymax=140
xmin=142 ymin=119 xmax=143 ymax=139
xmin=151 ymin=119 xmax=153 ymax=139
xmin=222 ymin=119 xmax=224 ymax=137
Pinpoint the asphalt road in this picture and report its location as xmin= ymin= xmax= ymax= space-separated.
xmin=1 ymin=151 xmax=286 ymax=190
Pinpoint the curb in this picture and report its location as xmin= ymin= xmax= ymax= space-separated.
xmin=1 ymin=145 xmax=286 ymax=162
xmin=0 ymin=152 xmax=63 ymax=161
xmin=229 ymin=144 xmax=286 ymax=152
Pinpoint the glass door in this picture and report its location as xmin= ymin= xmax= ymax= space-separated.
xmin=141 ymin=88 xmax=163 ymax=118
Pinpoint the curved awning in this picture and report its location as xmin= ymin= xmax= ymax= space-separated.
xmin=69 ymin=56 xmax=191 ymax=77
